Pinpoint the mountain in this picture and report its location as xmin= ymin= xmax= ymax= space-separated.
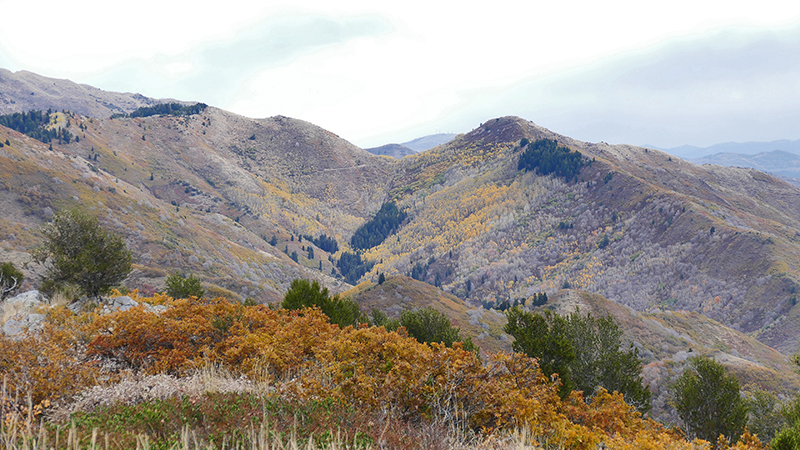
xmin=3 ymin=73 xmax=800 ymax=359
xmin=656 ymin=139 xmax=800 ymax=160
xmin=692 ymin=150 xmax=800 ymax=180
xmin=0 ymin=69 xmax=184 ymax=118
xmin=374 ymin=117 xmax=800 ymax=354
xmin=363 ymin=133 xmax=457 ymax=158
xmin=0 ymin=105 xmax=391 ymax=303
xmin=401 ymin=133 xmax=456 ymax=152
xmin=363 ymin=143 xmax=416 ymax=159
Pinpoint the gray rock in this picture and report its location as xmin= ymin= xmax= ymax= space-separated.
xmin=3 ymin=312 xmax=46 ymax=336
xmin=5 ymin=290 xmax=46 ymax=309
xmin=143 ymin=303 xmax=168 ymax=314
xmin=108 ymin=296 xmax=138 ymax=312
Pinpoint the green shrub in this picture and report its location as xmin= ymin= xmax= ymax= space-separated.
xmin=282 ymin=279 xmax=365 ymax=328
xmin=672 ymin=356 xmax=748 ymax=443
xmin=504 ymin=307 xmax=651 ymax=411
xmin=374 ymin=306 xmax=477 ymax=352
xmin=165 ymin=272 xmax=205 ymax=299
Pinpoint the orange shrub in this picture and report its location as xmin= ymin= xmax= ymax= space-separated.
xmin=0 ymin=306 xmax=102 ymax=412
xmin=0 ymin=295 xmax=768 ymax=450
xmin=293 ymin=325 xmax=564 ymax=433
xmin=88 ymin=297 xmax=339 ymax=378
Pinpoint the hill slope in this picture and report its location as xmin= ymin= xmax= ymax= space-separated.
xmin=0 ymin=106 xmax=391 ymax=302
xmin=3 ymin=75 xmax=800 ymax=356
xmin=0 ymin=69 xmax=180 ymax=118
xmin=362 ymin=117 xmax=800 ymax=353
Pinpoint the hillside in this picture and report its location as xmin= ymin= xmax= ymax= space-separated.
xmin=361 ymin=117 xmax=800 ymax=353
xmin=0 ymin=106 xmax=391 ymax=302
xmin=3 ymin=75 xmax=800 ymax=358
xmin=341 ymin=276 xmax=509 ymax=353
xmin=0 ymin=69 xmax=180 ymax=118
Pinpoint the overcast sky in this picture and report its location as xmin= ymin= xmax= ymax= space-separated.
xmin=1 ymin=0 xmax=799 ymax=149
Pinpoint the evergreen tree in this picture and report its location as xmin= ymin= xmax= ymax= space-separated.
xmin=350 ymin=201 xmax=407 ymax=250
xmin=374 ymin=306 xmax=476 ymax=351
xmin=32 ymin=209 xmax=132 ymax=298
xmin=504 ymin=307 xmax=651 ymax=411
xmin=504 ymin=308 xmax=575 ymax=398
xmin=517 ymin=138 xmax=586 ymax=182
xmin=282 ymin=279 xmax=364 ymax=328
xmin=336 ymin=251 xmax=374 ymax=285
xmin=672 ymin=356 xmax=748 ymax=443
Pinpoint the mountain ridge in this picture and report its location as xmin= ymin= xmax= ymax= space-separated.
xmin=0 ymin=69 xmax=187 ymax=118
xmin=2 ymin=73 xmax=800 ymax=358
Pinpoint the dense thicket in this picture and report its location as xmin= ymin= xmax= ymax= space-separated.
xmin=517 ymin=138 xmax=586 ymax=181
xmin=336 ymin=251 xmax=374 ymax=285
xmin=372 ymin=306 xmax=477 ymax=351
xmin=0 ymin=110 xmax=72 ymax=143
xmin=111 ymin=102 xmax=207 ymax=119
xmin=165 ymin=272 xmax=205 ymax=299
xmin=350 ymin=201 xmax=407 ymax=251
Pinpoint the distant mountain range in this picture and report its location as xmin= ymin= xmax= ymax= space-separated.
xmin=655 ymin=139 xmax=800 ymax=159
xmin=650 ymin=141 xmax=800 ymax=185
xmin=691 ymin=150 xmax=800 ymax=183
xmin=364 ymin=133 xmax=456 ymax=158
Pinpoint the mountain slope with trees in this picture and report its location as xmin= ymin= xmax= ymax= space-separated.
xmin=1 ymin=75 xmax=800 ymax=358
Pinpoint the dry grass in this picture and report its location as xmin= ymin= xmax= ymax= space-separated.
xmin=2 ymin=363 xmax=545 ymax=450
xmin=48 ymin=365 xmax=270 ymax=423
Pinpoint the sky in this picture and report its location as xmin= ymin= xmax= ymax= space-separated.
xmin=1 ymin=0 xmax=800 ymax=149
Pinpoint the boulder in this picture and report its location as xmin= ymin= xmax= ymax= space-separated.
xmin=3 ymin=312 xmax=46 ymax=336
xmin=4 ymin=290 xmax=46 ymax=309
xmin=106 ymin=296 xmax=138 ymax=313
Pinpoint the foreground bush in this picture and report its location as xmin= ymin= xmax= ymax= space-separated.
xmin=0 ymin=293 xmax=767 ymax=449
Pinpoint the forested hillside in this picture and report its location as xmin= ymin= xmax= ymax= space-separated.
xmin=2 ymin=75 xmax=800 ymax=357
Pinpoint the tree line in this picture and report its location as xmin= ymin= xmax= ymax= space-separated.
xmin=110 ymin=102 xmax=207 ymax=119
